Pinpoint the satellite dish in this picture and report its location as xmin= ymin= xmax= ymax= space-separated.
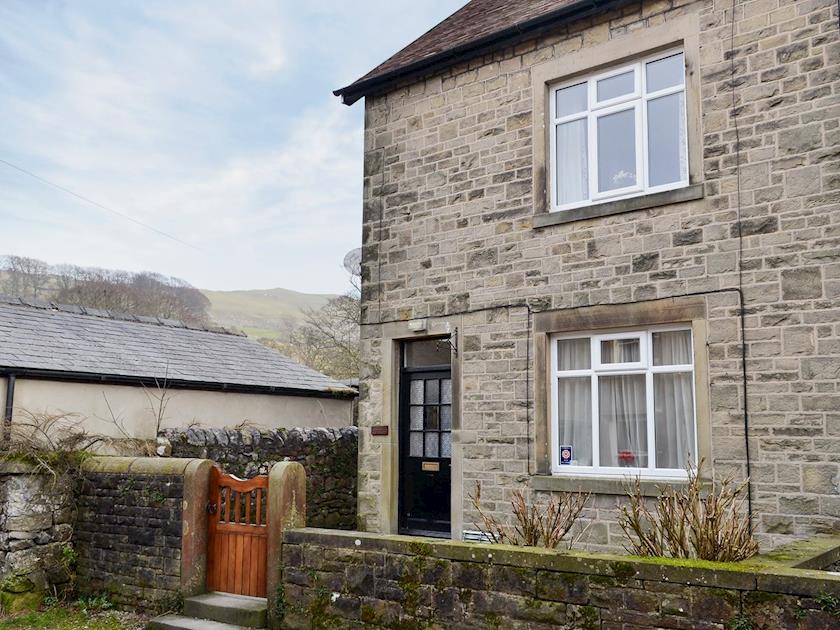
xmin=343 ymin=247 xmax=362 ymax=277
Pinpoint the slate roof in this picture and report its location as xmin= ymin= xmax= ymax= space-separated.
xmin=0 ymin=296 xmax=355 ymax=398
xmin=335 ymin=0 xmax=621 ymax=103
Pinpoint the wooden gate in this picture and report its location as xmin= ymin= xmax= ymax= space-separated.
xmin=206 ymin=467 xmax=269 ymax=597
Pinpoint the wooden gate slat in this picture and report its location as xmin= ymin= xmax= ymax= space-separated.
xmin=206 ymin=467 xmax=269 ymax=597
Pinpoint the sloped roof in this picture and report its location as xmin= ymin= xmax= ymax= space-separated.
xmin=335 ymin=0 xmax=625 ymax=104
xmin=0 ymin=296 xmax=354 ymax=398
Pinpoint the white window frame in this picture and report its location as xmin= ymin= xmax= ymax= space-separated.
xmin=549 ymin=48 xmax=689 ymax=212
xmin=549 ymin=325 xmax=697 ymax=479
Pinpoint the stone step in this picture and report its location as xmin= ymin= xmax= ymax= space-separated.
xmin=146 ymin=614 xmax=250 ymax=630
xmin=183 ymin=592 xmax=268 ymax=628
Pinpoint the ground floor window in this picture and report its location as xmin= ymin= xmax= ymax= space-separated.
xmin=550 ymin=326 xmax=696 ymax=478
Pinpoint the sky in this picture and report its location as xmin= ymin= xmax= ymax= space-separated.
xmin=0 ymin=0 xmax=465 ymax=294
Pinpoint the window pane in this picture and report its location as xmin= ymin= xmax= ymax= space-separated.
xmin=599 ymin=374 xmax=648 ymax=468
xmin=409 ymin=432 xmax=423 ymax=457
xmin=410 ymin=406 xmax=423 ymax=430
xmin=597 ymin=70 xmax=634 ymax=101
xmin=556 ymin=82 xmax=587 ymax=117
xmin=425 ymin=406 xmax=440 ymax=431
xmin=425 ymin=379 xmax=439 ymax=404
xmin=601 ymin=338 xmax=640 ymax=363
xmin=424 ymin=433 xmax=439 ymax=457
xmin=597 ymin=108 xmax=637 ymax=192
xmin=441 ymin=379 xmax=452 ymax=403
xmin=652 ymin=330 xmax=692 ymax=365
xmin=441 ymin=405 xmax=452 ymax=430
xmin=441 ymin=432 xmax=452 ymax=458
xmin=647 ymin=92 xmax=687 ymax=187
xmin=556 ymin=119 xmax=588 ymax=205
xmin=404 ymin=339 xmax=450 ymax=367
xmin=410 ymin=380 xmax=424 ymax=404
xmin=646 ymin=53 xmax=684 ymax=93
xmin=557 ymin=338 xmax=591 ymax=370
xmin=654 ymin=372 xmax=695 ymax=469
xmin=557 ymin=377 xmax=592 ymax=466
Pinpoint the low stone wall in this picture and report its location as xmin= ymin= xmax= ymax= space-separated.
xmin=162 ymin=427 xmax=357 ymax=530
xmin=0 ymin=463 xmax=75 ymax=612
xmin=75 ymin=457 xmax=211 ymax=611
xmin=279 ymin=529 xmax=840 ymax=630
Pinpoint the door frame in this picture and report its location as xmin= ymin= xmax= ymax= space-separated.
xmin=376 ymin=318 xmax=463 ymax=539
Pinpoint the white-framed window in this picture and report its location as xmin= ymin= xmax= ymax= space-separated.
xmin=549 ymin=326 xmax=696 ymax=478
xmin=549 ymin=49 xmax=688 ymax=212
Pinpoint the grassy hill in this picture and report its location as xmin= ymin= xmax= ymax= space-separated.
xmin=201 ymin=287 xmax=336 ymax=339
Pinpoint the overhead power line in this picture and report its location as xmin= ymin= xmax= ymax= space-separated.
xmin=0 ymin=158 xmax=202 ymax=252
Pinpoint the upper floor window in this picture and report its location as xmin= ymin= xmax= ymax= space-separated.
xmin=550 ymin=327 xmax=696 ymax=478
xmin=549 ymin=49 xmax=688 ymax=211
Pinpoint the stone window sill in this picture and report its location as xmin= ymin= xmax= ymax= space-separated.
xmin=533 ymin=184 xmax=705 ymax=229
xmin=530 ymin=474 xmax=694 ymax=497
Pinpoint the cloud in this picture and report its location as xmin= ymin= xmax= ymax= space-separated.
xmin=0 ymin=0 xmax=465 ymax=292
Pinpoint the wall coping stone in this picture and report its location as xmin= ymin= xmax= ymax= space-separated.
xmin=283 ymin=528 xmax=840 ymax=597
xmin=82 ymin=456 xmax=210 ymax=475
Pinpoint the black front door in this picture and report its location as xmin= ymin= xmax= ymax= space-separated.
xmin=398 ymin=339 xmax=452 ymax=537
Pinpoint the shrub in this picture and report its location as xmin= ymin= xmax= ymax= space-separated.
xmin=618 ymin=460 xmax=758 ymax=562
xmin=468 ymin=481 xmax=589 ymax=549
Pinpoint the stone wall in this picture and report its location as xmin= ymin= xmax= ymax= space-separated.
xmin=0 ymin=463 xmax=75 ymax=612
xmin=279 ymin=529 xmax=840 ymax=630
xmin=162 ymin=427 xmax=358 ymax=530
xmin=356 ymin=0 xmax=840 ymax=546
xmin=74 ymin=457 xmax=210 ymax=611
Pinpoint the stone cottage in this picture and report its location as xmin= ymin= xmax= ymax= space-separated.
xmin=334 ymin=0 xmax=839 ymax=549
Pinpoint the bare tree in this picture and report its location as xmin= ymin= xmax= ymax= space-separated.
xmin=2 ymin=255 xmax=49 ymax=299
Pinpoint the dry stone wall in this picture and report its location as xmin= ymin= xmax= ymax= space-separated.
xmin=0 ymin=464 xmax=74 ymax=612
xmin=357 ymin=0 xmax=840 ymax=547
xmin=162 ymin=427 xmax=358 ymax=529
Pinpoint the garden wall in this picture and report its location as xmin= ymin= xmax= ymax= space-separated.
xmin=279 ymin=529 xmax=840 ymax=630
xmin=162 ymin=426 xmax=357 ymax=529
xmin=0 ymin=463 xmax=75 ymax=612
xmin=74 ymin=457 xmax=211 ymax=610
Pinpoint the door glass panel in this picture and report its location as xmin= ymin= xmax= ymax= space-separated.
xmin=410 ymin=406 xmax=423 ymax=430
xmin=424 ymin=433 xmax=439 ymax=457
xmin=441 ymin=406 xmax=452 ymax=430
xmin=441 ymin=379 xmax=452 ymax=403
xmin=601 ymin=338 xmax=641 ymax=363
xmin=425 ymin=379 xmax=439 ymax=404
xmin=556 ymin=119 xmax=588 ymax=205
xmin=654 ymin=372 xmax=695 ymax=469
xmin=597 ymin=70 xmax=634 ymax=101
xmin=555 ymin=82 xmax=587 ymax=117
xmin=556 ymin=338 xmax=591 ymax=370
xmin=647 ymin=92 xmax=686 ymax=187
xmin=556 ymin=377 xmax=592 ymax=466
xmin=646 ymin=53 xmax=683 ymax=93
xmin=652 ymin=330 xmax=692 ymax=365
xmin=440 ymin=433 xmax=452 ymax=458
xmin=410 ymin=380 xmax=424 ymax=404
xmin=409 ymin=432 xmax=423 ymax=457
xmin=404 ymin=339 xmax=451 ymax=367
xmin=597 ymin=108 xmax=636 ymax=192
xmin=599 ymin=374 xmax=648 ymax=467
xmin=425 ymin=406 xmax=440 ymax=431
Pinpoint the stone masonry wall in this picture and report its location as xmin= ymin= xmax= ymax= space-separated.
xmin=75 ymin=472 xmax=183 ymax=610
xmin=279 ymin=529 xmax=840 ymax=630
xmin=0 ymin=465 xmax=75 ymax=612
xmin=162 ymin=427 xmax=358 ymax=529
xmin=357 ymin=0 xmax=840 ymax=547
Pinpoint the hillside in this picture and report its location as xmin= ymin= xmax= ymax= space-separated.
xmin=202 ymin=287 xmax=336 ymax=339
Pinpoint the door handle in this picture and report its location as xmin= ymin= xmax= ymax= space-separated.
xmin=206 ymin=501 xmax=218 ymax=515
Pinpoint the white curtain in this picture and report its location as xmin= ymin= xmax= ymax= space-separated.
xmin=556 ymin=120 xmax=588 ymax=205
xmin=654 ymin=373 xmax=694 ymax=469
xmin=599 ymin=374 xmax=647 ymax=467
xmin=653 ymin=330 xmax=692 ymax=365
xmin=556 ymin=338 xmax=591 ymax=465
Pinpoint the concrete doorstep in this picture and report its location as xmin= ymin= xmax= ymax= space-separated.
xmin=147 ymin=592 xmax=267 ymax=630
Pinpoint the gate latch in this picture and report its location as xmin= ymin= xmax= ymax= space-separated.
xmin=206 ymin=501 xmax=217 ymax=515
